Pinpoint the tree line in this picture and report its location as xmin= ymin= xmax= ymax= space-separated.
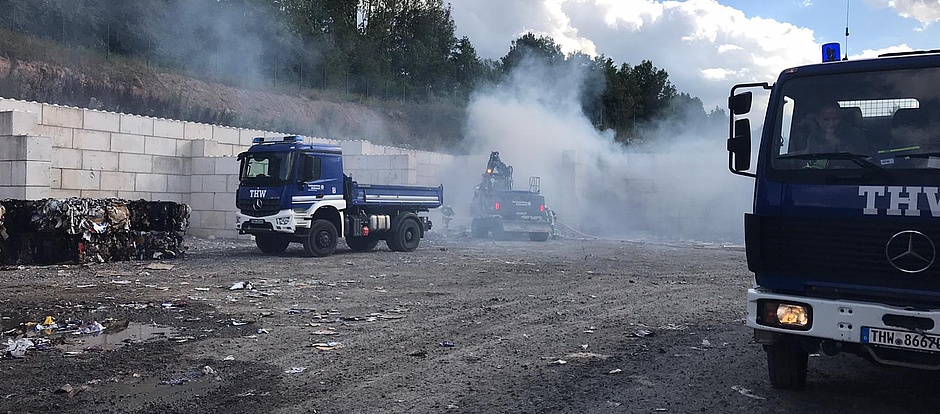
xmin=0 ymin=0 xmax=724 ymax=144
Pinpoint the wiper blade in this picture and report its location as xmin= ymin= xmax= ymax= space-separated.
xmin=779 ymin=152 xmax=894 ymax=179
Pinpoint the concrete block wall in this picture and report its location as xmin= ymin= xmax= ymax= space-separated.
xmin=188 ymin=156 xmax=241 ymax=238
xmin=0 ymin=98 xmax=454 ymax=238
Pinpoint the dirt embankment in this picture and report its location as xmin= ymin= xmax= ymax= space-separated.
xmin=0 ymin=56 xmax=465 ymax=151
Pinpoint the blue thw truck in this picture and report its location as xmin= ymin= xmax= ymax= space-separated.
xmin=235 ymin=136 xmax=443 ymax=257
xmin=728 ymin=47 xmax=940 ymax=389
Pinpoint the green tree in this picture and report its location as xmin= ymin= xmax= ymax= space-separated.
xmin=500 ymin=32 xmax=564 ymax=74
xmin=449 ymin=36 xmax=481 ymax=97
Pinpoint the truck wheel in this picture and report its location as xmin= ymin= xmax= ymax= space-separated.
xmin=471 ymin=219 xmax=488 ymax=238
xmin=767 ymin=341 xmax=808 ymax=389
xmin=387 ymin=218 xmax=421 ymax=252
xmin=492 ymin=224 xmax=508 ymax=240
xmin=303 ymin=219 xmax=337 ymax=257
xmin=346 ymin=236 xmax=379 ymax=252
xmin=528 ymin=232 xmax=550 ymax=242
xmin=255 ymin=234 xmax=289 ymax=254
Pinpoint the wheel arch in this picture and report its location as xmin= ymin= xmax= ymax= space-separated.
xmin=312 ymin=206 xmax=343 ymax=236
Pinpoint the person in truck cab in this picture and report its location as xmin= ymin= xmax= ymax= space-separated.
xmin=796 ymin=101 xmax=868 ymax=155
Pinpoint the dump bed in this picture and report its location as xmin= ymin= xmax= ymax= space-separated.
xmin=347 ymin=179 xmax=443 ymax=211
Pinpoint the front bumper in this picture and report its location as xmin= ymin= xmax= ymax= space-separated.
xmin=236 ymin=209 xmax=297 ymax=234
xmin=747 ymin=288 xmax=940 ymax=343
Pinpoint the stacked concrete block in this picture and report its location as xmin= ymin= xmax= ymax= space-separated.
xmin=188 ymin=156 xmax=240 ymax=238
xmin=0 ymin=111 xmax=51 ymax=200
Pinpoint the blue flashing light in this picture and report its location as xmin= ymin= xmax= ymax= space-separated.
xmin=251 ymin=136 xmax=304 ymax=145
xmin=822 ymin=43 xmax=841 ymax=63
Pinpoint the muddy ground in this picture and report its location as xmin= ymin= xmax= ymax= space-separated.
xmin=2 ymin=232 xmax=940 ymax=414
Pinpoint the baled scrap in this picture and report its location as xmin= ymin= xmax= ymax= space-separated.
xmin=0 ymin=198 xmax=190 ymax=265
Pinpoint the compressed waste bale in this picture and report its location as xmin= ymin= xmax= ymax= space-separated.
xmin=0 ymin=198 xmax=191 ymax=265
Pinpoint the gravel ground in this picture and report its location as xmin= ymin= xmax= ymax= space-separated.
xmin=2 ymin=232 xmax=940 ymax=414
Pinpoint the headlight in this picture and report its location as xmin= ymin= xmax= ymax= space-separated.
xmin=276 ymin=217 xmax=291 ymax=226
xmin=757 ymin=300 xmax=813 ymax=330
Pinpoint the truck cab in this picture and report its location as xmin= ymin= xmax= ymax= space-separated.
xmin=729 ymin=49 xmax=940 ymax=389
xmin=235 ymin=136 xmax=442 ymax=257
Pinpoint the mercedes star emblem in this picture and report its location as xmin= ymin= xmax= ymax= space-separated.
xmin=252 ymin=199 xmax=264 ymax=211
xmin=885 ymin=230 xmax=936 ymax=273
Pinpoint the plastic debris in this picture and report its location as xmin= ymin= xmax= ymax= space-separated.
xmin=549 ymin=359 xmax=567 ymax=365
xmin=312 ymin=341 xmax=341 ymax=350
xmin=161 ymin=300 xmax=188 ymax=309
xmin=3 ymin=338 xmax=34 ymax=358
xmin=230 ymin=281 xmax=253 ymax=290
xmin=731 ymin=385 xmax=765 ymax=400
xmin=311 ymin=330 xmax=338 ymax=336
xmin=439 ymin=341 xmax=455 ymax=347
xmin=608 ymin=369 xmax=623 ymax=374
xmin=76 ymin=321 xmax=105 ymax=335
xmin=284 ymin=367 xmax=307 ymax=374
xmin=203 ymin=365 xmax=218 ymax=378
xmin=54 ymin=384 xmax=89 ymax=398
xmin=631 ymin=329 xmax=654 ymax=337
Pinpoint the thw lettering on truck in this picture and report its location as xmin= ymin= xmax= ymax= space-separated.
xmin=859 ymin=186 xmax=940 ymax=216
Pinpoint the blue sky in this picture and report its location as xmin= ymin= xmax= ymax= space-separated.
xmin=724 ymin=0 xmax=940 ymax=53
xmin=449 ymin=0 xmax=940 ymax=110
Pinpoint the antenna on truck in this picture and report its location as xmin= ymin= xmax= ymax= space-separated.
xmin=844 ymin=0 xmax=850 ymax=60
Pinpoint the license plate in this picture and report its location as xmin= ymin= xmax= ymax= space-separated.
xmin=250 ymin=219 xmax=265 ymax=224
xmin=861 ymin=327 xmax=940 ymax=352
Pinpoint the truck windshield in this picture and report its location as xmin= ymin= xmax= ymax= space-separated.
xmin=770 ymin=67 xmax=940 ymax=178
xmin=239 ymin=152 xmax=293 ymax=186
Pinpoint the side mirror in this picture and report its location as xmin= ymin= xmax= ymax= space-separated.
xmin=727 ymin=118 xmax=751 ymax=171
xmin=728 ymin=92 xmax=753 ymax=115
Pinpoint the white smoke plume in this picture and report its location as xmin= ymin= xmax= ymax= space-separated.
xmin=439 ymin=55 xmax=753 ymax=243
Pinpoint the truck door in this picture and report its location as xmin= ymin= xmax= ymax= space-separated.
xmin=297 ymin=153 xmax=344 ymax=201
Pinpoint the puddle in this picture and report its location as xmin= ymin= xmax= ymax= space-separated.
xmin=52 ymin=322 xmax=178 ymax=353
xmin=2 ymin=313 xmax=178 ymax=353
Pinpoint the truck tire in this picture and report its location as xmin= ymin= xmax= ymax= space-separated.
xmin=303 ymin=219 xmax=338 ymax=257
xmin=346 ymin=236 xmax=379 ymax=252
xmin=528 ymin=232 xmax=550 ymax=242
xmin=255 ymin=234 xmax=289 ymax=254
xmin=471 ymin=219 xmax=488 ymax=238
xmin=766 ymin=341 xmax=808 ymax=389
xmin=387 ymin=218 xmax=421 ymax=252
xmin=491 ymin=223 xmax=508 ymax=240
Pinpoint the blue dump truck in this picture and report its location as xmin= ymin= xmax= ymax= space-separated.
xmin=728 ymin=46 xmax=940 ymax=389
xmin=235 ymin=136 xmax=443 ymax=257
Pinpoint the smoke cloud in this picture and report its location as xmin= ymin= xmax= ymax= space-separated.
xmin=439 ymin=56 xmax=752 ymax=244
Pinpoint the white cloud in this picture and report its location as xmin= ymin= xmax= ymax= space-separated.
xmin=849 ymin=43 xmax=915 ymax=59
xmin=876 ymin=0 xmax=940 ymax=25
xmin=451 ymin=0 xmax=819 ymax=111
xmin=701 ymin=67 xmax=735 ymax=80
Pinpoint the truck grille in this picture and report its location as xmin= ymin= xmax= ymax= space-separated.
xmin=236 ymin=199 xmax=281 ymax=217
xmin=749 ymin=214 xmax=940 ymax=306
